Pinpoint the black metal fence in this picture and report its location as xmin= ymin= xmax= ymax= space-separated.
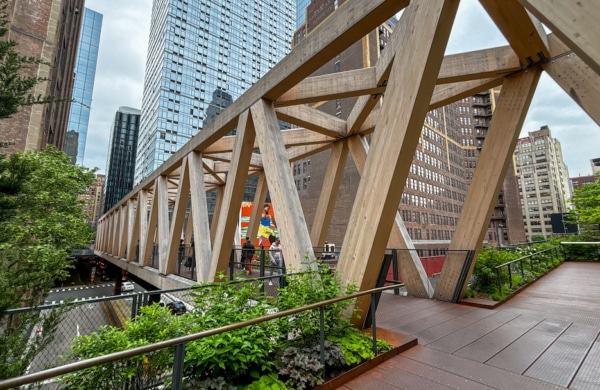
xmin=494 ymin=246 xmax=562 ymax=292
xmin=0 ymin=284 xmax=401 ymax=390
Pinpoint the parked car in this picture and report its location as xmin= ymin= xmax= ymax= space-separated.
xmin=166 ymin=301 xmax=187 ymax=315
xmin=121 ymin=281 xmax=135 ymax=292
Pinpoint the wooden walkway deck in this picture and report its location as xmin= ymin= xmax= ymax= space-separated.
xmin=339 ymin=261 xmax=600 ymax=390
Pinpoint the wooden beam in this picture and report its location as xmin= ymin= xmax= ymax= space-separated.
xmin=209 ymin=187 xmax=224 ymax=245
xmin=117 ymin=204 xmax=128 ymax=259
xmin=188 ymin=152 xmax=213 ymax=281
xmin=480 ymin=0 xmax=549 ymax=64
xmin=251 ymin=99 xmax=316 ymax=271
xmin=347 ymin=95 xmax=382 ymax=135
xmin=202 ymin=159 xmax=226 ymax=185
xmin=141 ymin=187 xmax=158 ymax=267
xmin=137 ymin=190 xmax=148 ymax=265
xmin=434 ymin=67 xmax=542 ymax=302
xmin=346 ymin=1 xmax=414 ymax=135
xmin=544 ymin=34 xmax=600 ymax=126
xmin=126 ymin=198 xmax=139 ymax=259
xmin=336 ymin=0 xmax=459 ymax=326
xmin=429 ymin=77 xmax=505 ymax=110
xmin=347 ymin=135 xmax=433 ymax=298
xmin=203 ymin=152 xmax=263 ymax=168
xmin=156 ymin=176 xmax=170 ymax=273
xmin=287 ymin=143 xmax=333 ymax=163
xmin=437 ymin=45 xmax=521 ymax=83
xmin=204 ymin=128 xmax=336 ymax=154
xmin=210 ymin=111 xmax=256 ymax=279
xmin=275 ymin=68 xmax=382 ymax=106
xmin=518 ymin=0 xmax=600 ymax=75
xmin=165 ymin=158 xmax=191 ymax=275
xmin=248 ymin=173 xmax=269 ymax=243
xmin=310 ymin=141 xmax=349 ymax=247
xmin=276 ymin=105 xmax=347 ymax=138
xmin=263 ymin=0 xmax=409 ymax=100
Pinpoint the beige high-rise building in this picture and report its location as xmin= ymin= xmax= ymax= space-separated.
xmin=79 ymin=174 xmax=105 ymax=229
xmin=591 ymin=158 xmax=600 ymax=174
xmin=514 ymin=126 xmax=571 ymax=240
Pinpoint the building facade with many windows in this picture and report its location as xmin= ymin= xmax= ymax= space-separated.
xmin=514 ymin=126 xmax=571 ymax=240
xmin=2 ymin=0 xmax=84 ymax=154
xmin=134 ymin=0 xmax=295 ymax=184
xmin=66 ymin=7 xmax=103 ymax=165
xmin=292 ymin=2 xmax=525 ymax=252
xmin=104 ymin=107 xmax=141 ymax=213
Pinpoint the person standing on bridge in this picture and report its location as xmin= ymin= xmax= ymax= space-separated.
xmin=269 ymin=238 xmax=283 ymax=277
xmin=242 ymin=236 xmax=255 ymax=274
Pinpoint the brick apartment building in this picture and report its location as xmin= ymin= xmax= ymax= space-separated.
xmin=1 ymin=0 xmax=84 ymax=154
xmin=292 ymin=1 xmax=525 ymax=254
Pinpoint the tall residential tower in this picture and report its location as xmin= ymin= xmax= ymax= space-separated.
xmin=104 ymin=107 xmax=141 ymax=213
xmin=134 ymin=0 xmax=295 ymax=184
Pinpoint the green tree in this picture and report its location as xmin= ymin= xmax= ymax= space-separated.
xmin=0 ymin=147 xmax=95 ymax=379
xmin=570 ymin=174 xmax=600 ymax=227
xmin=0 ymin=0 xmax=57 ymax=119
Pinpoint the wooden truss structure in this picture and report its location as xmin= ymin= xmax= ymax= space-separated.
xmin=96 ymin=0 xmax=600 ymax=319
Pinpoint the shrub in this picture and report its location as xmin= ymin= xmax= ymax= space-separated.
xmin=245 ymin=374 xmax=288 ymax=390
xmin=275 ymin=339 xmax=345 ymax=390
xmin=275 ymin=262 xmax=357 ymax=343
xmin=327 ymin=328 xmax=378 ymax=365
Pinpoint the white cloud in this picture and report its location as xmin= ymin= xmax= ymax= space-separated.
xmin=81 ymin=0 xmax=599 ymax=177
xmin=81 ymin=0 xmax=151 ymax=173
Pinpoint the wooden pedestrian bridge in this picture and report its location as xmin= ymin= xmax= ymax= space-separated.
xmin=93 ymin=0 xmax=600 ymax=322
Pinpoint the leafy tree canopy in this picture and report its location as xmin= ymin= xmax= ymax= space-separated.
xmin=0 ymin=147 xmax=95 ymax=379
xmin=0 ymin=146 xmax=96 ymax=310
xmin=570 ymin=173 xmax=600 ymax=226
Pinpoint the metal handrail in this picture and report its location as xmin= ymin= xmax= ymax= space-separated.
xmin=495 ymin=247 xmax=555 ymax=269
xmin=0 ymin=283 xmax=402 ymax=390
xmin=494 ymin=246 xmax=560 ymax=292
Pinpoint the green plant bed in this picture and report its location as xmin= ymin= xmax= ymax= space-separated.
xmin=60 ymin=264 xmax=397 ymax=390
xmin=465 ymin=244 xmax=565 ymax=304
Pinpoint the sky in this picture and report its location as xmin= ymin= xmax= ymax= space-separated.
xmin=82 ymin=0 xmax=599 ymax=178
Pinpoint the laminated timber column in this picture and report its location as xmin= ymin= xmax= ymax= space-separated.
xmin=164 ymin=159 xmax=191 ymax=275
xmin=126 ymin=198 xmax=139 ymax=262
xmin=347 ymin=135 xmax=433 ymax=298
xmin=210 ymin=111 xmax=256 ymax=279
xmin=188 ymin=152 xmax=212 ymax=281
xmin=117 ymin=203 xmax=129 ymax=259
xmin=247 ymin=173 xmax=269 ymax=241
xmin=156 ymin=175 xmax=170 ymax=272
xmin=137 ymin=189 xmax=150 ymax=266
xmin=209 ymin=186 xmax=224 ymax=244
xmin=310 ymin=141 xmax=348 ymax=248
xmin=434 ymin=67 xmax=542 ymax=302
xmin=337 ymin=0 xmax=459 ymax=325
xmin=251 ymin=99 xmax=315 ymax=271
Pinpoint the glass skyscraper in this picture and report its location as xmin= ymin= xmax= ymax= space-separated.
xmin=104 ymin=107 xmax=141 ymax=213
xmin=66 ymin=8 xmax=102 ymax=165
xmin=296 ymin=0 xmax=310 ymax=28
xmin=134 ymin=0 xmax=295 ymax=184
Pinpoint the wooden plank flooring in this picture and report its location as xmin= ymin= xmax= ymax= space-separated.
xmin=340 ymin=261 xmax=600 ymax=389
